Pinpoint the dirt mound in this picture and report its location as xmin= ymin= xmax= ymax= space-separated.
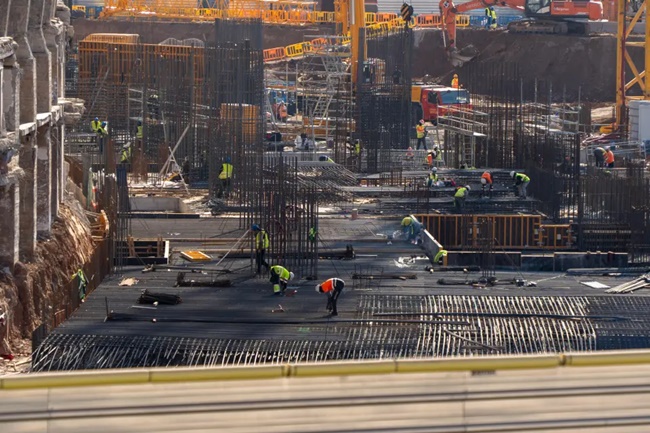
xmin=413 ymin=28 xmax=626 ymax=102
xmin=0 ymin=197 xmax=95 ymax=361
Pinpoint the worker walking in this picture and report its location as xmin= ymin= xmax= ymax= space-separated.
xmin=269 ymin=265 xmax=294 ymax=295
xmin=218 ymin=157 xmax=233 ymax=198
xmin=316 ymin=278 xmax=345 ymax=316
xmin=451 ymin=73 xmax=459 ymax=89
xmin=454 ymin=185 xmax=470 ymax=213
xmin=401 ymin=216 xmax=422 ymax=243
xmin=605 ymin=146 xmax=615 ymax=168
xmin=416 ymin=120 xmax=427 ymax=150
xmin=593 ymin=146 xmax=606 ymax=168
xmin=427 ymin=167 xmax=439 ymax=188
xmin=480 ymin=171 xmax=493 ymax=198
xmin=510 ymin=171 xmax=530 ymax=199
xmin=252 ymin=224 xmax=270 ymax=274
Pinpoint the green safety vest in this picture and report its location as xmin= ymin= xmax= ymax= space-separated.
xmin=256 ymin=230 xmax=270 ymax=250
xmin=454 ymin=187 xmax=468 ymax=198
xmin=354 ymin=142 xmax=361 ymax=155
xmin=308 ymin=227 xmax=318 ymax=242
xmin=136 ymin=125 xmax=143 ymax=139
xmin=428 ymin=173 xmax=438 ymax=183
xmin=270 ymin=265 xmax=290 ymax=280
xmin=219 ymin=163 xmax=233 ymax=180
xmin=434 ymin=249 xmax=448 ymax=264
xmin=91 ymin=120 xmax=100 ymax=132
xmin=515 ymin=173 xmax=530 ymax=183
xmin=120 ymin=146 xmax=132 ymax=163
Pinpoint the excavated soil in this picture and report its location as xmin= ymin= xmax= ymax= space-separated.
xmin=0 ymin=196 xmax=95 ymax=363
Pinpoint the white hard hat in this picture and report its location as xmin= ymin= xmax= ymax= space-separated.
xmin=465 ymin=185 xmax=471 ymax=190
xmin=480 ymin=178 xmax=487 ymax=185
xmin=315 ymin=284 xmax=321 ymax=293
xmin=289 ymin=272 xmax=295 ymax=281
xmin=419 ymin=119 xmax=424 ymax=125
xmin=510 ymin=171 xmax=516 ymax=178
xmin=431 ymin=167 xmax=438 ymax=173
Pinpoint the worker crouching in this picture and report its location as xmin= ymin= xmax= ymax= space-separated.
xmin=269 ymin=265 xmax=294 ymax=295
xmin=480 ymin=171 xmax=493 ymax=198
xmin=316 ymin=278 xmax=345 ymax=316
xmin=401 ymin=216 xmax=422 ymax=243
xmin=510 ymin=171 xmax=530 ymax=199
xmin=454 ymin=185 xmax=470 ymax=213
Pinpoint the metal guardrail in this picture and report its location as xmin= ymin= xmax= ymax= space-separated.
xmin=5 ymin=350 xmax=650 ymax=390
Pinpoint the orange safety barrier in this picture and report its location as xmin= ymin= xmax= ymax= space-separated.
xmin=376 ymin=12 xmax=397 ymax=22
xmin=263 ymin=46 xmax=287 ymax=62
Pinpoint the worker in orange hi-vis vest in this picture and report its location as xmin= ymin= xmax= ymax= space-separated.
xmin=451 ymin=73 xmax=459 ymax=88
xmin=315 ymin=278 xmax=345 ymax=316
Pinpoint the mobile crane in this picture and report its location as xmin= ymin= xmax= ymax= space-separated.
xmin=439 ymin=0 xmax=603 ymax=66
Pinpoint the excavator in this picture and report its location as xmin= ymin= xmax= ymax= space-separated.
xmin=439 ymin=0 xmax=604 ymax=66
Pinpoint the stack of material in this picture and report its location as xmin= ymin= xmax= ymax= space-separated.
xmin=606 ymin=274 xmax=650 ymax=294
xmin=138 ymin=290 xmax=182 ymax=305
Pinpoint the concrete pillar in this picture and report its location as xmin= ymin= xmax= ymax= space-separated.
xmin=2 ymin=56 xmax=19 ymax=132
xmin=0 ymin=0 xmax=12 ymax=37
xmin=36 ymin=124 xmax=51 ymax=235
xmin=6 ymin=0 xmax=36 ymax=125
xmin=0 ymin=181 xmax=19 ymax=270
xmin=50 ymin=122 xmax=60 ymax=220
xmin=28 ymin=0 xmax=52 ymax=115
xmin=44 ymin=0 xmax=60 ymax=106
xmin=18 ymin=133 xmax=36 ymax=261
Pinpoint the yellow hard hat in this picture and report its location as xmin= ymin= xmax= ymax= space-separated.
xmin=453 ymin=74 xmax=458 ymax=78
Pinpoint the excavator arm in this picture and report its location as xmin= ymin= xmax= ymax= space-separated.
xmin=439 ymin=0 xmax=524 ymax=66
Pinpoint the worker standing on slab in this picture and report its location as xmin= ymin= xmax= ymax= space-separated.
xmin=480 ymin=171 xmax=493 ymax=198
xmin=218 ymin=157 xmax=233 ymax=198
xmin=120 ymin=143 xmax=132 ymax=164
xmin=489 ymin=6 xmax=498 ymax=29
xmin=605 ymin=146 xmax=615 ymax=168
xmin=510 ymin=171 xmax=530 ymax=199
xmin=269 ymin=265 xmax=294 ymax=295
xmin=593 ymin=146 xmax=606 ymax=168
xmin=252 ymin=224 xmax=270 ymax=274
xmin=416 ymin=120 xmax=427 ymax=150
xmin=316 ymin=278 xmax=345 ymax=316
xmin=451 ymin=73 xmax=459 ymax=88
xmin=454 ymin=185 xmax=470 ymax=213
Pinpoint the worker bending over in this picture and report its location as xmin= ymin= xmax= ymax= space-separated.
xmin=252 ymin=224 xmax=270 ymax=274
xmin=510 ymin=171 xmax=530 ymax=199
xmin=269 ymin=265 xmax=294 ymax=296
xmin=316 ymin=278 xmax=345 ymax=316
xmin=401 ymin=216 xmax=422 ymax=243
xmin=454 ymin=185 xmax=470 ymax=213
xmin=593 ymin=147 xmax=606 ymax=168
xmin=480 ymin=171 xmax=493 ymax=198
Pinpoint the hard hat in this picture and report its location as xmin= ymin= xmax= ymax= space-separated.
xmin=419 ymin=119 xmax=425 ymax=125
xmin=225 ymin=156 xmax=231 ymax=163
xmin=510 ymin=171 xmax=516 ymax=178
xmin=101 ymin=121 xmax=107 ymax=127
xmin=481 ymin=178 xmax=487 ymax=185
xmin=605 ymin=146 xmax=610 ymax=150
xmin=453 ymin=73 xmax=458 ymax=78
xmin=431 ymin=167 xmax=438 ymax=173
xmin=315 ymin=284 xmax=321 ymax=293
xmin=94 ymin=117 xmax=99 ymax=121
xmin=289 ymin=272 xmax=294 ymax=281
xmin=251 ymin=224 xmax=260 ymax=231
xmin=465 ymin=185 xmax=471 ymax=190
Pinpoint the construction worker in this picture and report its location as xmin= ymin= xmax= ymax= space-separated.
xmin=354 ymin=140 xmax=361 ymax=157
xmin=434 ymin=249 xmax=448 ymax=266
xmin=426 ymin=151 xmax=434 ymax=168
xmin=416 ymin=120 xmax=427 ymax=150
xmin=278 ymin=102 xmax=288 ymax=123
xmin=97 ymin=121 xmax=108 ymax=137
xmin=480 ymin=171 xmax=493 ymax=198
xmin=319 ymin=155 xmax=335 ymax=163
xmin=218 ymin=156 xmax=233 ymax=198
xmin=401 ymin=216 xmax=422 ymax=242
xmin=252 ymin=224 xmax=270 ymax=274
xmin=392 ymin=66 xmax=401 ymax=84
xmin=605 ymin=146 xmax=615 ymax=168
xmin=454 ymin=185 xmax=470 ymax=213
xmin=269 ymin=265 xmax=294 ymax=295
xmin=315 ymin=277 xmax=345 ymax=316
xmin=405 ymin=146 xmax=414 ymax=160
xmin=90 ymin=117 xmax=101 ymax=133
xmin=135 ymin=120 xmax=143 ymax=142
xmin=489 ymin=6 xmax=497 ymax=29
xmin=427 ymin=167 xmax=439 ymax=188
xmin=451 ymin=73 xmax=459 ymax=89
xmin=120 ymin=143 xmax=132 ymax=164
xmin=484 ymin=6 xmax=492 ymax=28
xmin=593 ymin=146 xmax=606 ymax=168
xmin=510 ymin=171 xmax=530 ymax=199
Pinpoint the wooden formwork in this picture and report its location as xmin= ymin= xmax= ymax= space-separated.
xmin=415 ymin=214 xmax=573 ymax=250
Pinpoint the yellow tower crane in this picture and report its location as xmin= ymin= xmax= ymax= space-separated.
xmin=335 ymin=0 xmax=368 ymax=86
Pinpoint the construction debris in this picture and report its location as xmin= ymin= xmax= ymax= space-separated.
xmin=118 ymin=277 xmax=139 ymax=287
xmin=606 ymin=274 xmax=650 ymax=294
xmin=180 ymin=251 xmax=212 ymax=262
xmin=137 ymin=290 xmax=182 ymax=305
xmin=175 ymin=272 xmax=231 ymax=288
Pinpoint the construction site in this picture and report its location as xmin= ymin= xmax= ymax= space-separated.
xmin=4 ymin=0 xmax=650 ymax=430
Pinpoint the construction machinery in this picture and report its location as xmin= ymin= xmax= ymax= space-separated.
xmin=439 ymin=0 xmax=603 ymax=66
xmin=411 ymin=84 xmax=471 ymax=123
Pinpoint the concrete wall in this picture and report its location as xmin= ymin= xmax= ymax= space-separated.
xmin=0 ymin=0 xmax=75 ymax=271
